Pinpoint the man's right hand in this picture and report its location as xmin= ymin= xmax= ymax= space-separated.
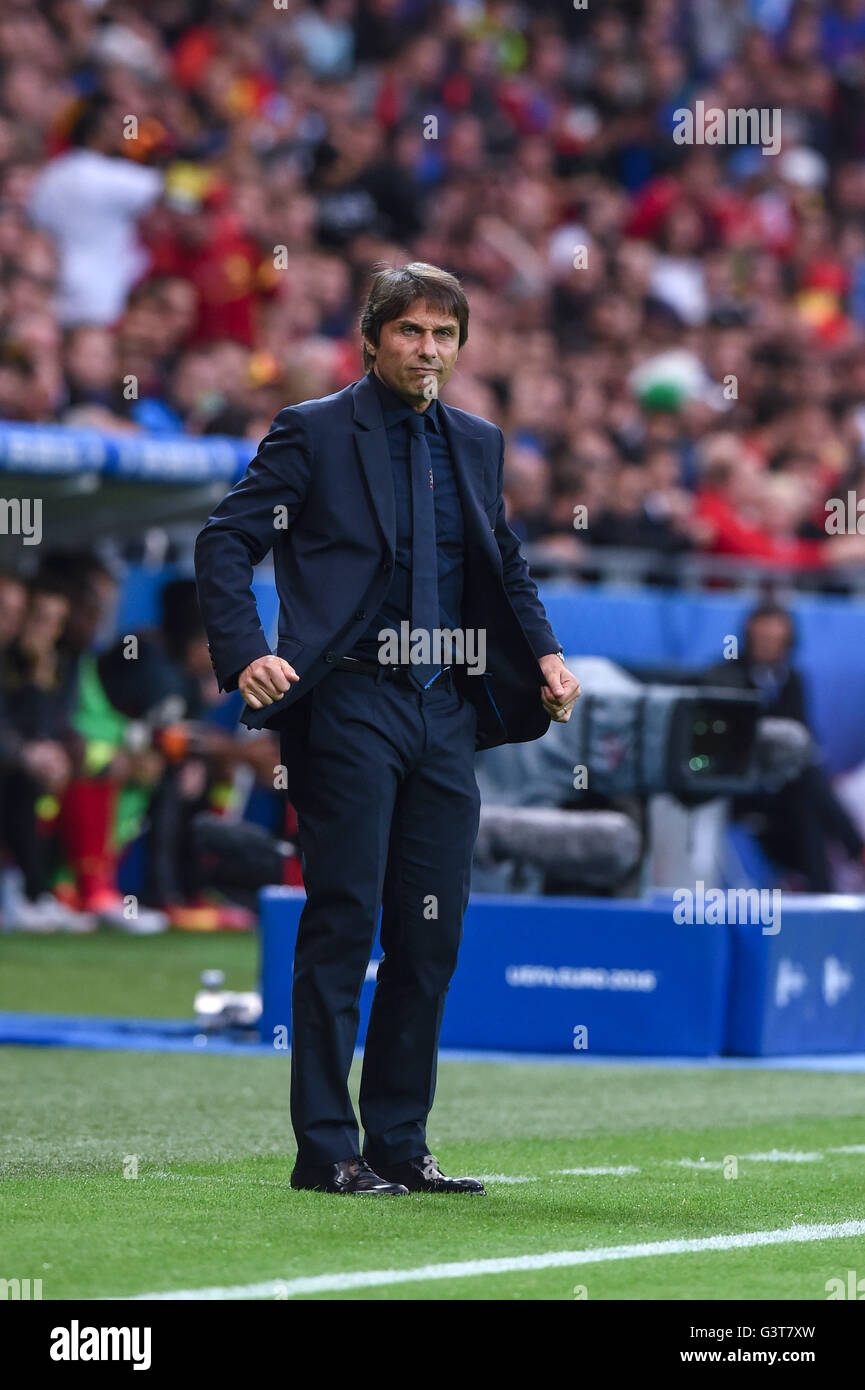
xmin=239 ymin=655 xmax=299 ymax=709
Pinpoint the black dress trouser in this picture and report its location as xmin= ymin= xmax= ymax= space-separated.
xmin=279 ymin=666 xmax=481 ymax=1167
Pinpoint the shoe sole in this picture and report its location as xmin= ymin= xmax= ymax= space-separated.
xmin=399 ymin=1187 xmax=487 ymax=1195
xmin=290 ymin=1184 xmax=409 ymax=1195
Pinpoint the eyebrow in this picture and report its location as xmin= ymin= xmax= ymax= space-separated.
xmin=395 ymin=319 xmax=457 ymax=332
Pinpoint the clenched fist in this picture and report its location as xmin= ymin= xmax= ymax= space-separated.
xmin=239 ymin=655 xmax=299 ymax=709
xmin=538 ymin=652 xmax=581 ymax=723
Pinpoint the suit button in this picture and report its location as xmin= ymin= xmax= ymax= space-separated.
xmin=324 ymin=652 xmax=336 ymax=663
xmin=382 ymin=561 xmax=392 ymax=572
xmin=355 ymin=609 xmax=367 ymax=620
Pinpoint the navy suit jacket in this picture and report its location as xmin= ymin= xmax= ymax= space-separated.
xmin=194 ymin=372 xmax=561 ymax=751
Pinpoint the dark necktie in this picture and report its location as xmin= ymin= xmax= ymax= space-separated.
xmin=406 ymin=409 xmax=441 ymax=690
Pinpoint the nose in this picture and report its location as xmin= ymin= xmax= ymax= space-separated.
xmin=418 ymin=333 xmax=438 ymax=359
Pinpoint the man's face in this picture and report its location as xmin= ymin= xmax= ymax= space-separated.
xmin=749 ymin=615 xmax=791 ymax=665
xmin=64 ymin=575 xmax=118 ymax=653
xmin=27 ymin=591 xmax=69 ymax=649
xmin=365 ymin=298 xmax=461 ymax=410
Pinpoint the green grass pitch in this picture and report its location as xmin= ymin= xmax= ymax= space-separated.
xmin=1 ymin=932 xmax=864 ymax=1300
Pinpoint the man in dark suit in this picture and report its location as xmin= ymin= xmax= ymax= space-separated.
xmin=195 ymin=263 xmax=580 ymax=1195
xmin=702 ymin=602 xmax=864 ymax=892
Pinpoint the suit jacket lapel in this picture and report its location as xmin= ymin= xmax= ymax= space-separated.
xmin=439 ymin=404 xmax=501 ymax=569
xmin=352 ymin=375 xmax=396 ymax=556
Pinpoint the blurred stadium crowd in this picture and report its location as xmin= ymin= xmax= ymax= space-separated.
xmin=3 ymin=0 xmax=865 ymax=926
xmin=2 ymin=0 xmax=865 ymax=572
xmin=0 ymin=556 xmax=288 ymax=930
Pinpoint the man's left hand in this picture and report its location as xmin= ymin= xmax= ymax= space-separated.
xmin=538 ymin=653 xmax=581 ymax=723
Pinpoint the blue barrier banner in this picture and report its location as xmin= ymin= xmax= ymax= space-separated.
xmin=258 ymin=889 xmax=730 ymax=1057
xmin=725 ymin=895 xmax=865 ymax=1055
xmin=440 ymin=895 xmax=728 ymax=1056
xmin=0 ymin=420 xmax=252 ymax=483
xmin=258 ymin=887 xmax=305 ymax=1042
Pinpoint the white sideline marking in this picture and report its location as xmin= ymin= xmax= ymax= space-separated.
xmin=144 ymin=1142 xmax=863 ymax=1196
xmin=127 ymin=1219 xmax=865 ymax=1300
xmin=741 ymin=1150 xmax=823 ymax=1163
xmin=668 ymin=1158 xmax=726 ymax=1170
xmin=478 ymin=1173 xmax=535 ymax=1184
xmin=555 ymin=1166 xmax=639 ymax=1176
xmin=145 ymin=1143 xmax=863 ymax=1194
xmin=668 ymin=1150 xmax=824 ymax=1169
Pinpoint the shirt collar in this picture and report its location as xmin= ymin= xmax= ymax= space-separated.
xmin=367 ymin=367 xmax=441 ymax=433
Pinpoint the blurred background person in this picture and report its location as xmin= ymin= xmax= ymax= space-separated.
xmin=702 ymin=602 xmax=865 ymax=892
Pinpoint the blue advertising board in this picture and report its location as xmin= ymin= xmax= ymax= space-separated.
xmin=258 ymin=889 xmax=730 ymax=1057
xmin=260 ymin=889 xmax=865 ymax=1057
xmin=725 ymin=895 xmax=865 ymax=1055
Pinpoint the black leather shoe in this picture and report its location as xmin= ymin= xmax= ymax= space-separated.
xmin=290 ymin=1155 xmax=409 ymax=1195
xmin=372 ymin=1153 xmax=486 ymax=1194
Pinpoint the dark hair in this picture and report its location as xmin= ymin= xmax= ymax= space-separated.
xmin=68 ymin=95 xmax=112 ymax=149
xmin=35 ymin=549 xmax=115 ymax=600
xmin=769 ymin=446 xmax=815 ymax=472
xmin=27 ymin=571 xmax=68 ymax=602
xmin=97 ymin=635 xmax=186 ymax=720
xmin=359 ymin=262 xmax=469 ymax=372
xmin=160 ymin=578 xmax=204 ymax=663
